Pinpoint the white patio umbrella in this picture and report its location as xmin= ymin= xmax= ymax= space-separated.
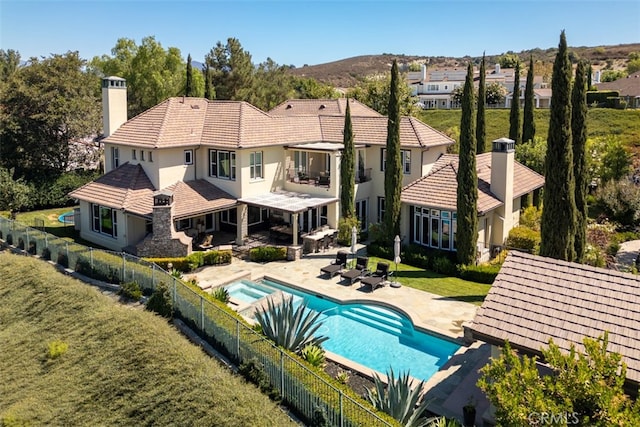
xmin=392 ymin=235 xmax=402 ymax=288
xmin=351 ymin=226 xmax=358 ymax=265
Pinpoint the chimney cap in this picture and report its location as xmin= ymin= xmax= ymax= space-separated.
xmin=492 ymin=137 xmax=515 ymax=153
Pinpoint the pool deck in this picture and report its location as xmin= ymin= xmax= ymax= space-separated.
xmin=190 ymin=244 xmax=493 ymax=425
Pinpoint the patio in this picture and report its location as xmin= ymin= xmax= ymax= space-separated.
xmin=189 ymin=244 xmax=493 ymax=425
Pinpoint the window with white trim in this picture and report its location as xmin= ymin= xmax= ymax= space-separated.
xmin=132 ymin=149 xmax=137 ymax=160
xmin=148 ymin=151 xmax=153 ymax=162
xmin=355 ymin=199 xmax=368 ymax=231
xmin=175 ymin=218 xmax=191 ymax=231
xmin=140 ymin=151 xmax=145 ymax=161
xmin=111 ymin=147 xmax=119 ymax=168
xmin=249 ymin=151 xmax=263 ymax=180
xmin=184 ymin=149 xmax=193 ymax=165
xmin=381 ymin=148 xmax=411 ymax=174
xmin=412 ymin=206 xmax=456 ymax=251
xmin=209 ymin=149 xmax=236 ymax=180
xmin=377 ymin=197 xmax=385 ymax=223
xmin=91 ymin=204 xmax=118 ymax=238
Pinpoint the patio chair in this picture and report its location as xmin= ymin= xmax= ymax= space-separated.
xmin=320 ymin=251 xmax=348 ymax=278
xmin=360 ymin=262 xmax=390 ymax=292
xmin=195 ymin=233 xmax=214 ymax=250
xmin=340 ymin=256 xmax=369 ymax=285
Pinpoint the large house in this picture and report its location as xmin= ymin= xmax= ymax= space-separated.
xmin=69 ymin=77 xmax=543 ymax=258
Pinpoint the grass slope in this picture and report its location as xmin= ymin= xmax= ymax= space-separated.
xmin=0 ymin=252 xmax=295 ymax=427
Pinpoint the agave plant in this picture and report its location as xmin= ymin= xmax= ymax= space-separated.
xmin=367 ymin=368 xmax=432 ymax=427
xmin=426 ymin=416 xmax=462 ymax=427
xmin=211 ymin=286 xmax=230 ymax=303
xmin=255 ymin=298 xmax=328 ymax=353
xmin=301 ymin=344 xmax=326 ymax=368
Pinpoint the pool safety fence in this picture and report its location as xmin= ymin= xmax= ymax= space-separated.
xmin=0 ymin=217 xmax=393 ymax=427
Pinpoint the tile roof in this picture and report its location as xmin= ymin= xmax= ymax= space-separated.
xmin=69 ymin=163 xmax=236 ymax=219
xmin=104 ymin=97 xmax=454 ymax=150
xmin=596 ymin=73 xmax=640 ymax=97
xmin=401 ymin=153 xmax=544 ymax=213
xmin=269 ymin=98 xmax=382 ymax=117
xmin=471 ymin=251 xmax=640 ymax=385
xmin=165 ymin=180 xmax=237 ymax=220
xmin=69 ymin=163 xmax=155 ymax=217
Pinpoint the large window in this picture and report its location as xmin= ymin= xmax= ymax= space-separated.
xmin=111 ymin=147 xmax=119 ymax=168
xmin=175 ymin=218 xmax=192 ymax=231
xmin=209 ymin=149 xmax=236 ymax=180
xmin=249 ymin=151 xmax=263 ymax=180
xmin=248 ymin=206 xmax=268 ymax=226
xmin=377 ymin=197 xmax=385 ymax=223
xmin=221 ymin=208 xmax=237 ymax=225
xmin=91 ymin=204 xmax=118 ymax=238
xmin=355 ymin=199 xmax=368 ymax=231
xmin=184 ymin=149 xmax=193 ymax=165
xmin=381 ymin=148 xmax=411 ymax=174
xmin=412 ymin=206 xmax=456 ymax=251
xmin=294 ymin=151 xmax=308 ymax=173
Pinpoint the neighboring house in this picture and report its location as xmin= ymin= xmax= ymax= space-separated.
xmin=595 ymin=72 xmax=640 ymax=108
xmin=409 ymin=63 xmax=551 ymax=109
xmin=69 ymin=77 xmax=543 ymax=258
xmin=469 ymin=250 xmax=640 ymax=396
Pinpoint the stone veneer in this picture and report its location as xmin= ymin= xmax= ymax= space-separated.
xmin=137 ymin=201 xmax=192 ymax=258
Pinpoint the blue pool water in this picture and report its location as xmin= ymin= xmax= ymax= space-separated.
xmin=225 ymin=280 xmax=277 ymax=304
xmin=246 ymin=278 xmax=460 ymax=382
xmin=57 ymin=211 xmax=75 ymax=224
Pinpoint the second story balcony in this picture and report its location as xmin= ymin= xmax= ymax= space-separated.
xmin=356 ymin=168 xmax=372 ymax=184
xmin=287 ymin=168 xmax=332 ymax=187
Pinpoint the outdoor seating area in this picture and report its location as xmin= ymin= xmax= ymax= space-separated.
xmin=340 ymin=256 xmax=370 ymax=285
xmin=302 ymin=227 xmax=338 ymax=253
xmin=360 ymin=262 xmax=391 ymax=292
xmin=320 ymin=251 xmax=348 ymax=278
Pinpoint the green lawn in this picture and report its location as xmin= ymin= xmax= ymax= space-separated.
xmin=367 ymin=256 xmax=492 ymax=306
xmin=0 ymin=252 xmax=295 ymax=426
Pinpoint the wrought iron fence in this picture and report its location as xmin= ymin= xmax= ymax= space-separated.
xmin=0 ymin=216 xmax=392 ymax=427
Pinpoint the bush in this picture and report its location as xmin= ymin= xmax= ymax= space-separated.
xmin=431 ymin=256 xmax=456 ymax=275
xmin=249 ymin=246 xmax=287 ymax=263
xmin=17 ymin=238 xmax=25 ymax=250
xmin=145 ymin=250 xmax=232 ymax=272
xmin=606 ymin=241 xmax=621 ymax=257
xmin=596 ymin=180 xmax=640 ymax=226
xmin=57 ymin=252 xmax=69 ymax=268
xmin=301 ymin=344 xmax=326 ymax=368
xmin=47 ymin=340 xmax=69 ymax=359
xmin=584 ymin=244 xmax=606 ymax=268
xmin=146 ymin=282 xmax=173 ymax=318
xmin=203 ymin=249 xmax=232 ymax=265
xmin=6 ymin=233 xmax=13 ymax=245
xmin=27 ymin=241 xmax=37 ymax=255
xmin=337 ymin=217 xmax=360 ymax=246
xmin=187 ymin=251 xmax=204 ymax=270
xmin=506 ymin=226 xmax=541 ymax=254
xmin=519 ymin=206 xmax=542 ymax=231
xmin=144 ymin=257 xmax=192 ymax=272
xmin=367 ymin=241 xmax=393 ymax=260
xmin=119 ymin=281 xmax=142 ymax=301
xmin=42 ymin=247 xmax=51 ymax=261
xmin=211 ymin=286 xmax=230 ymax=303
xmin=238 ymin=357 xmax=279 ymax=400
xmin=458 ymin=264 xmax=501 ymax=284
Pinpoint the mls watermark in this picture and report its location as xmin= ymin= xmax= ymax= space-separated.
xmin=528 ymin=412 xmax=579 ymax=425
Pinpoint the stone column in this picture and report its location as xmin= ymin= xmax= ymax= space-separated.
xmin=236 ymin=204 xmax=248 ymax=245
xmin=292 ymin=212 xmax=299 ymax=246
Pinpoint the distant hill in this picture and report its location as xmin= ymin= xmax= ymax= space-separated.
xmin=288 ymin=43 xmax=640 ymax=88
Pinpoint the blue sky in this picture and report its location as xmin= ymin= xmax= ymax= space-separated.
xmin=1 ymin=0 xmax=639 ymax=67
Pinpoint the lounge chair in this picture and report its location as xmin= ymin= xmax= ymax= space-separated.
xmin=320 ymin=251 xmax=348 ymax=278
xmin=195 ymin=233 xmax=214 ymax=250
xmin=360 ymin=262 xmax=390 ymax=292
xmin=340 ymin=256 xmax=369 ymax=285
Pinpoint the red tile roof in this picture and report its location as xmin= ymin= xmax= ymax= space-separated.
xmin=401 ymin=153 xmax=544 ymax=213
xmin=104 ymin=97 xmax=454 ymax=150
xmin=471 ymin=251 xmax=640 ymax=385
xmin=166 ymin=180 xmax=237 ymax=220
xmin=596 ymin=73 xmax=640 ymax=97
xmin=269 ymin=98 xmax=382 ymax=117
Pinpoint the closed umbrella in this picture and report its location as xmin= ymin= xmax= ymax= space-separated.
xmin=392 ymin=235 xmax=401 ymax=288
xmin=351 ymin=226 xmax=358 ymax=265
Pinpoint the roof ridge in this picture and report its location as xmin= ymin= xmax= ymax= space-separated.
xmin=407 ymin=117 xmax=423 ymax=147
xmin=156 ymin=99 xmax=175 ymax=147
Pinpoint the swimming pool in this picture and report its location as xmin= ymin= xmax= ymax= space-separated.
xmin=224 ymin=280 xmax=277 ymax=305
xmin=244 ymin=278 xmax=460 ymax=382
xmin=57 ymin=211 xmax=75 ymax=224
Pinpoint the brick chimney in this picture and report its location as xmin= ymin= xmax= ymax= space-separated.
xmin=490 ymin=137 xmax=515 ymax=245
xmin=102 ymin=76 xmax=128 ymax=137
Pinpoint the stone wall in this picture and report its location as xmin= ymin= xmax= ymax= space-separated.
xmin=136 ymin=203 xmax=192 ymax=258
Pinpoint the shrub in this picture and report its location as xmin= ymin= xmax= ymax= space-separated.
xmin=47 ymin=340 xmax=68 ymax=359
xmin=119 ymin=281 xmax=142 ymax=301
xmin=310 ymin=405 xmax=329 ymax=427
xmin=249 ymin=246 xmax=287 ymax=263
xmin=75 ymin=257 xmax=92 ymax=275
xmin=458 ymin=264 xmax=501 ymax=284
xmin=187 ymin=251 xmax=204 ymax=270
xmin=28 ymin=241 xmax=37 ymax=255
xmin=143 ymin=257 xmax=192 ymax=272
xmin=606 ymin=241 xmax=620 ymax=257
xmin=41 ymin=247 xmax=51 ymax=261
xmin=519 ymin=206 xmax=542 ymax=231
xmin=584 ymin=243 xmax=606 ymax=268
xmin=6 ymin=233 xmax=12 ymax=245
xmin=431 ymin=256 xmax=456 ymax=275
xmin=57 ymin=252 xmax=69 ymax=268
xmin=146 ymin=282 xmax=173 ymax=319
xmin=337 ymin=216 xmax=360 ymax=246
xmin=367 ymin=222 xmax=386 ymax=244
xmin=17 ymin=237 xmax=25 ymax=250
xmin=336 ymin=371 xmax=350 ymax=385
xmin=596 ymin=180 xmax=640 ymax=226
xmin=506 ymin=226 xmax=540 ymax=254
xmin=301 ymin=344 xmax=326 ymax=368
xmin=367 ymin=241 xmax=393 ymax=260
xmin=203 ymin=249 xmax=232 ymax=265
xmin=238 ymin=357 xmax=279 ymax=399
xmin=211 ymin=286 xmax=230 ymax=304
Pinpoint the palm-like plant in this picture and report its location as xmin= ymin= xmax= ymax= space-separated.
xmin=255 ymin=298 xmax=328 ymax=353
xmin=367 ymin=368 xmax=432 ymax=427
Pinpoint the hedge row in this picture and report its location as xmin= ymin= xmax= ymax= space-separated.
xmin=249 ymin=246 xmax=287 ymax=263
xmin=145 ymin=249 xmax=232 ymax=272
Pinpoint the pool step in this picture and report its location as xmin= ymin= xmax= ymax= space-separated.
xmin=341 ymin=306 xmax=413 ymax=337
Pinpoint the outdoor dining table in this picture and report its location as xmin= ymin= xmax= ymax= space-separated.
xmin=302 ymin=228 xmax=337 ymax=253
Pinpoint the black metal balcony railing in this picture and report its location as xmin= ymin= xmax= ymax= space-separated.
xmin=286 ymin=168 xmax=371 ymax=186
xmin=356 ymin=168 xmax=372 ymax=183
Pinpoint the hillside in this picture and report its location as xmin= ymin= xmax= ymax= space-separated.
xmin=288 ymin=43 xmax=640 ymax=88
xmin=0 ymin=252 xmax=295 ymax=426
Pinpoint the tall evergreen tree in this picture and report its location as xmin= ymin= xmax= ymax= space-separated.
xmin=476 ymin=53 xmax=487 ymax=153
xmin=540 ymin=30 xmax=577 ymax=262
xmin=572 ymin=60 xmax=588 ymax=263
xmin=522 ymin=56 xmax=536 ymax=143
xmin=185 ymin=53 xmax=193 ymax=96
xmin=340 ymin=99 xmax=355 ymax=218
xmin=508 ymin=61 xmax=521 ymax=144
xmin=587 ymin=63 xmax=593 ymax=90
xmin=203 ymin=63 xmax=213 ymax=100
xmin=384 ymin=60 xmax=403 ymax=239
xmin=456 ymin=62 xmax=478 ymax=265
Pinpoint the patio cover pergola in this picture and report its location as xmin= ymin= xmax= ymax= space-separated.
xmin=238 ymin=190 xmax=338 ymax=245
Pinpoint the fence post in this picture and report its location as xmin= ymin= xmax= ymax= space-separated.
xmin=151 ymin=264 xmax=156 ymax=290
xmin=122 ymin=253 xmax=126 ymax=282
xmin=339 ymin=390 xmax=344 ymax=427
xmin=90 ymin=247 xmax=94 ymax=269
xmin=65 ymin=242 xmax=69 ymax=262
xmin=280 ymin=351 xmax=285 ymax=396
xmin=235 ymin=320 xmax=240 ymax=359
xmin=172 ymin=277 xmax=177 ymax=306
xmin=200 ymin=296 xmax=204 ymax=332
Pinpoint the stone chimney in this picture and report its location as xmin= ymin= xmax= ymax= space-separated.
xmin=490 ymin=137 xmax=515 ymax=245
xmin=136 ymin=190 xmax=193 ymax=257
xmin=102 ymin=76 xmax=128 ymax=137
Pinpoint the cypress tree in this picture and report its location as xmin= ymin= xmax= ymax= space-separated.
xmin=384 ymin=60 xmax=403 ymax=240
xmin=203 ymin=63 xmax=213 ymax=100
xmin=572 ymin=60 xmax=588 ymax=262
xmin=186 ymin=53 xmax=193 ymax=97
xmin=508 ymin=61 xmax=521 ymax=144
xmin=587 ymin=63 xmax=593 ymax=90
xmin=476 ymin=53 xmax=487 ymax=153
xmin=340 ymin=99 xmax=355 ymax=218
xmin=456 ymin=62 xmax=478 ymax=265
xmin=540 ymin=30 xmax=577 ymax=262
xmin=522 ymin=56 xmax=536 ymax=143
